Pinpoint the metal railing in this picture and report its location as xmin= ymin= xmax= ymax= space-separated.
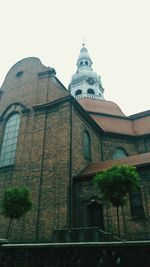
xmin=53 ymin=227 xmax=117 ymax=243
xmin=75 ymin=93 xmax=102 ymax=100
xmin=53 ymin=227 xmax=150 ymax=243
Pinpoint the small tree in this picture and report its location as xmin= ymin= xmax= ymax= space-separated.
xmin=2 ymin=186 xmax=32 ymax=239
xmin=94 ymin=164 xmax=140 ymax=237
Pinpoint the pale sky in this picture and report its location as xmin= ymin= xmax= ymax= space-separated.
xmin=0 ymin=0 xmax=150 ymax=115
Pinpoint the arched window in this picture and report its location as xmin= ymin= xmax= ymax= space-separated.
xmin=0 ymin=113 xmax=20 ymax=167
xmin=83 ymin=130 xmax=91 ymax=160
xmin=75 ymin=89 xmax=82 ymax=96
xmin=87 ymin=201 xmax=104 ymax=229
xmin=112 ymin=148 xmax=128 ymax=159
xmin=87 ymin=88 xmax=95 ymax=95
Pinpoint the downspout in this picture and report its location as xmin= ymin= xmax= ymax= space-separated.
xmin=35 ymin=76 xmax=50 ymax=241
xmin=35 ymin=109 xmax=47 ymax=241
xmin=101 ymin=133 xmax=104 ymax=161
xmin=68 ymin=102 xmax=73 ymax=229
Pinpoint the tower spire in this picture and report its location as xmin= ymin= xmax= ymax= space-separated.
xmin=68 ymin=44 xmax=104 ymax=100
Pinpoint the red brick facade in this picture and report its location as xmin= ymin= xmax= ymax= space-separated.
xmin=0 ymin=57 xmax=150 ymax=242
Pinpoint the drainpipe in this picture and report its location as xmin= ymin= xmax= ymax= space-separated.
xmin=68 ymin=102 xmax=73 ymax=230
xmin=101 ymin=134 xmax=104 ymax=161
xmin=35 ymin=110 xmax=47 ymax=242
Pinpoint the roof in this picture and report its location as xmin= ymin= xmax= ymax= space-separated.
xmin=79 ymin=152 xmax=150 ymax=177
xmin=70 ymin=70 xmax=99 ymax=86
xmin=78 ymin=98 xmax=126 ymax=117
xmin=129 ymin=110 xmax=150 ymax=119
xmin=90 ymin=114 xmax=150 ymax=136
xmin=77 ymin=43 xmax=92 ymax=63
xmin=78 ymin=98 xmax=150 ymax=136
xmin=133 ymin=116 xmax=150 ymax=135
xmin=90 ymin=115 xmax=135 ymax=135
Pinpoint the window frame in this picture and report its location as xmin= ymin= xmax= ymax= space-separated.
xmin=112 ymin=147 xmax=128 ymax=159
xmin=130 ymin=190 xmax=145 ymax=219
xmin=75 ymin=89 xmax=82 ymax=96
xmin=83 ymin=130 xmax=91 ymax=161
xmin=0 ymin=113 xmax=20 ymax=167
xmin=87 ymin=88 xmax=95 ymax=95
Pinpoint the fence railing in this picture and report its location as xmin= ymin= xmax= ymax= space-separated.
xmin=53 ymin=227 xmax=118 ymax=243
xmin=53 ymin=227 xmax=150 ymax=243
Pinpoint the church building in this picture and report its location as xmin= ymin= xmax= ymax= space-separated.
xmin=0 ymin=44 xmax=150 ymax=246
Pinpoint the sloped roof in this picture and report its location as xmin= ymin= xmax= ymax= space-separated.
xmin=79 ymin=152 xmax=150 ymax=178
xmin=78 ymin=98 xmax=150 ymax=136
xmin=78 ymin=98 xmax=126 ymax=117
xmin=129 ymin=110 xmax=150 ymax=119
xmin=133 ymin=116 xmax=150 ymax=135
xmin=90 ymin=115 xmax=135 ymax=135
xmin=91 ymin=114 xmax=150 ymax=136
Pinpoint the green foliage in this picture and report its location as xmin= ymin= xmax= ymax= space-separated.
xmin=94 ymin=164 xmax=140 ymax=207
xmin=2 ymin=186 xmax=32 ymax=219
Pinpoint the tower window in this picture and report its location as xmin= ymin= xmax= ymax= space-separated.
xmin=83 ymin=130 xmax=91 ymax=160
xmin=0 ymin=113 xmax=20 ymax=167
xmin=80 ymin=61 xmax=83 ymax=66
xmin=87 ymin=88 xmax=95 ymax=95
xmin=75 ymin=89 xmax=82 ymax=96
xmin=85 ymin=61 xmax=88 ymax=65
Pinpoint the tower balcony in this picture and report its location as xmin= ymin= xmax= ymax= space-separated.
xmin=75 ymin=93 xmax=104 ymax=100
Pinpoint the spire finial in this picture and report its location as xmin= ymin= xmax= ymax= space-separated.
xmin=82 ymin=38 xmax=85 ymax=47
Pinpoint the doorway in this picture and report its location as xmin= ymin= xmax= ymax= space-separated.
xmin=87 ymin=201 xmax=104 ymax=230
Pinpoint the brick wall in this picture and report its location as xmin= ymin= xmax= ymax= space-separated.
xmin=1 ymin=57 xmax=150 ymax=243
xmin=74 ymin=166 xmax=150 ymax=236
xmin=0 ymin=58 xmax=71 ymax=241
xmin=72 ymin=106 xmax=102 ymax=176
xmin=0 ymin=57 xmax=104 ymax=242
xmin=101 ymin=134 xmax=138 ymax=160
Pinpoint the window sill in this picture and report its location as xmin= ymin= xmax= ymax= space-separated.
xmin=0 ymin=164 xmax=14 ymax=171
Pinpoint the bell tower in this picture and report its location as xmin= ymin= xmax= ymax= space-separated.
xmin=68 ymin=43 xmax=104 ymax=100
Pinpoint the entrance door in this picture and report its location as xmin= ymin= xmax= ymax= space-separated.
xmin=87 ymin=202 xmax=104 ymax=229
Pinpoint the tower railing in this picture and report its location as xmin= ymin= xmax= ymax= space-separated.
xmin=75 ymin=93 xmax=103 ymax=100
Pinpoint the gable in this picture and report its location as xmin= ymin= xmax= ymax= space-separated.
xmin=0 ymin=57 xmax=70 ymax=113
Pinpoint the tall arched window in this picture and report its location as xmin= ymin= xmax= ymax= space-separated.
xmin=112 ymin=148 xmax=128 ymax=159
xmin=0 ymin=113 xmax=20 ymax=167
xmin=83 ymin=130 xmax=91 ymax=160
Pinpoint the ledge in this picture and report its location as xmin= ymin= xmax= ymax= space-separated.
xmin=0 ymin=239 xmax=8 ymax=245
xmin=2 ymin=240 xmax=150 ymax=248
xmin=38 ymin=68 xmax=56 ymax=79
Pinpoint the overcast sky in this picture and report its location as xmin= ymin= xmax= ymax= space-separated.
xmin=0 ymin=0 xmax=150 ymax=115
